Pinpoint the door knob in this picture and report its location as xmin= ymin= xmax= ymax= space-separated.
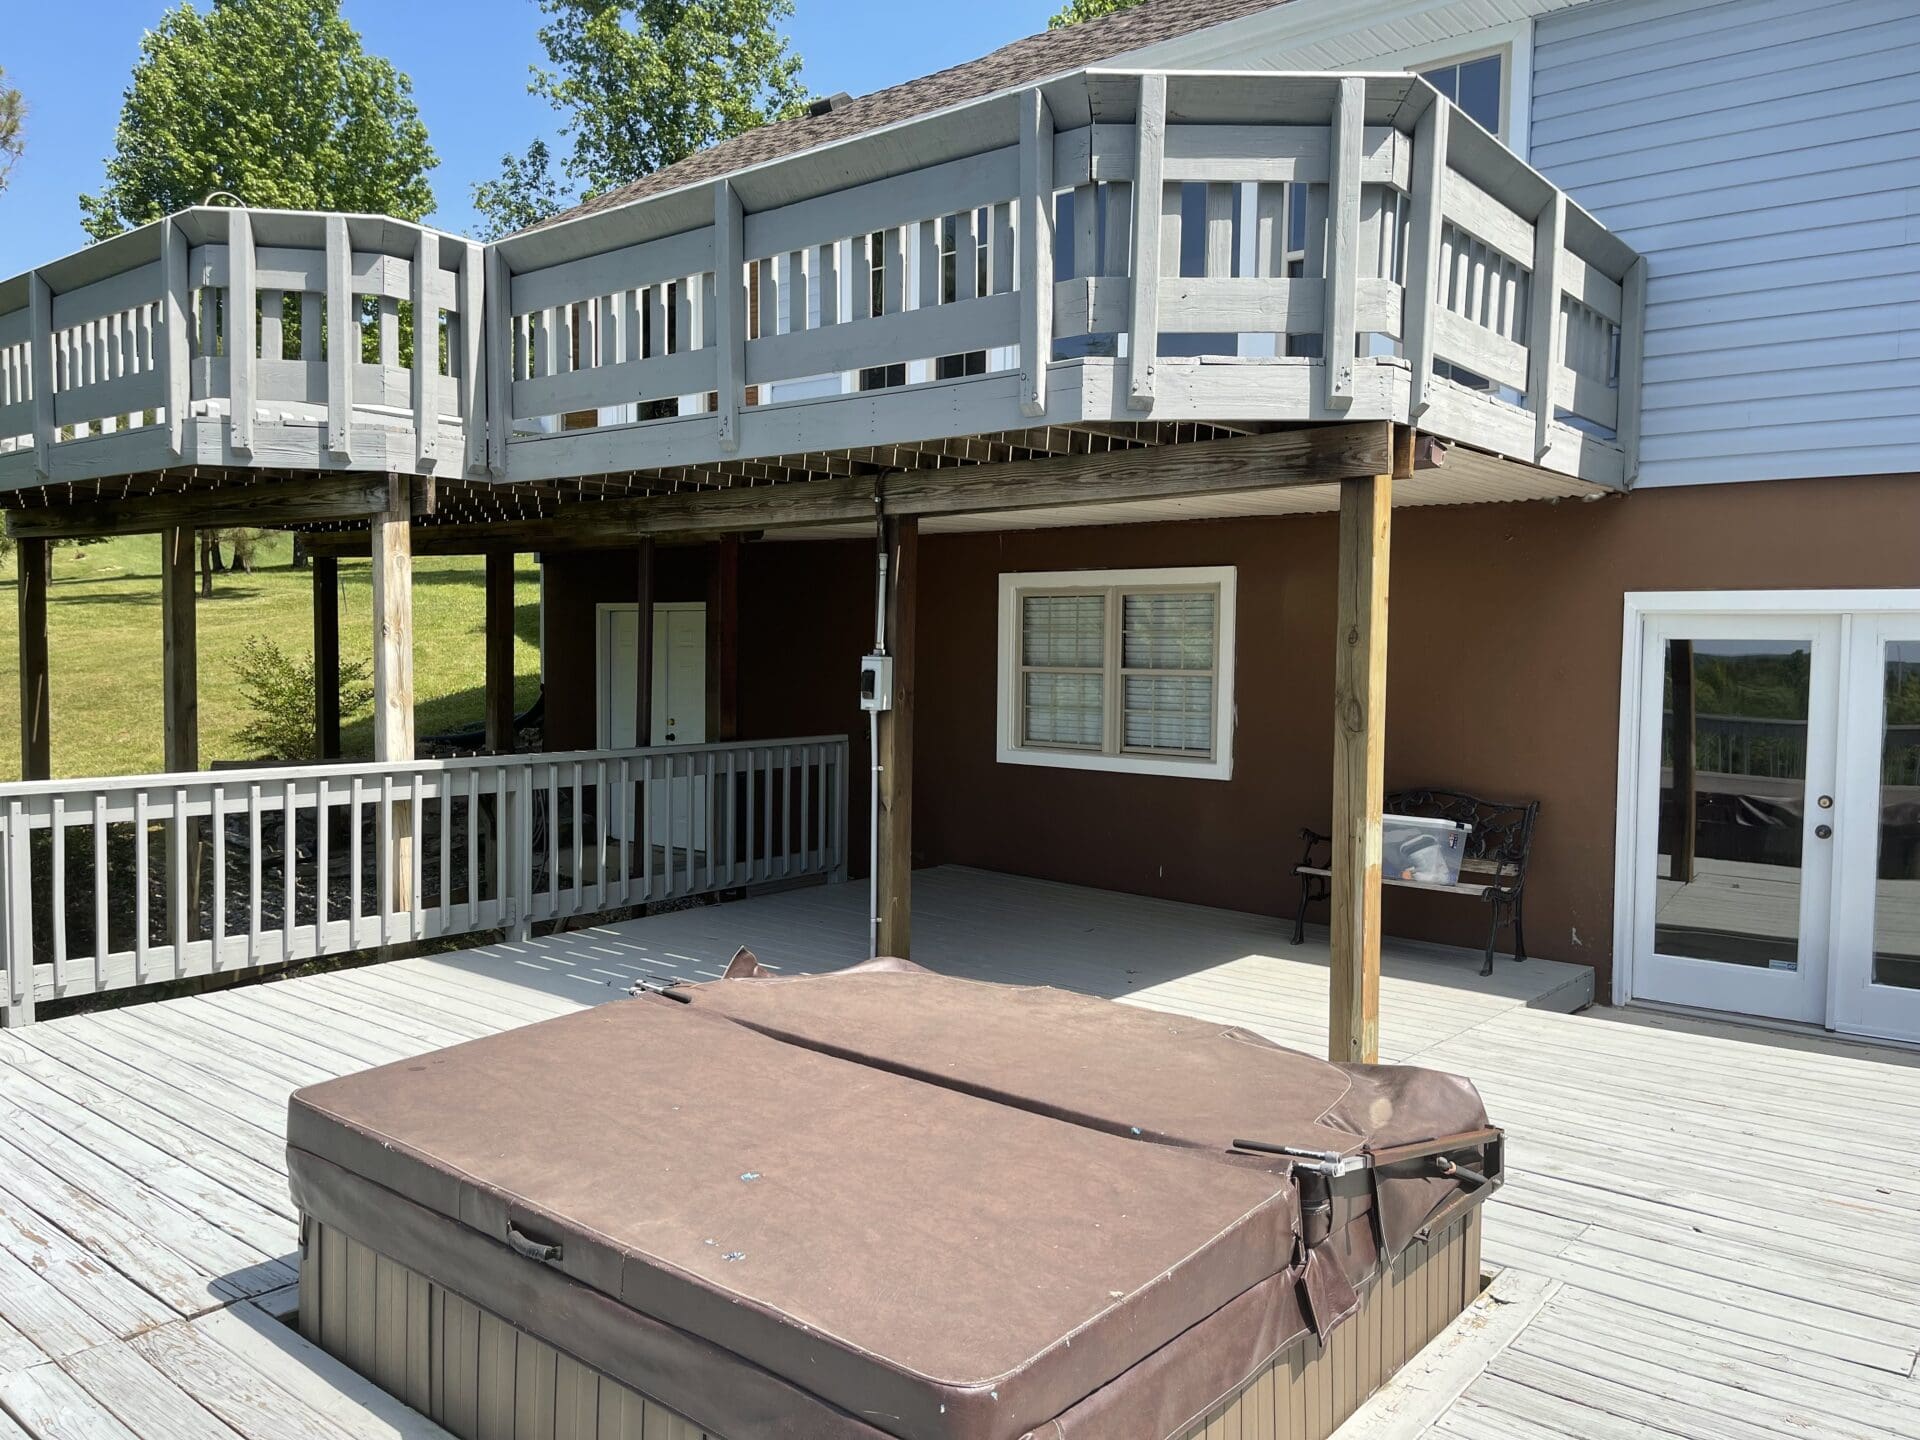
xmin=1815 ymin=824 xmax=1833 ymax=840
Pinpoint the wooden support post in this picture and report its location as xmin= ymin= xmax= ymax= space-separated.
xmin=634 ymin=539 xmax=655 ymax=746
xmin=313 ymin=555 xmax=342 ymax=760
xmin=485 ymin=551 xmax=517 ymax=753
xmin=1328 ymin=452 xmax=1392 ymax=1066
xmin=876 ymin=517 xmax=917 ymax=958
xmin=16 ymin=539 xmax=50 ymax=782
xmin=1669 ymin=639 xmax=1697 ymax=885
xmin=372 ymin=478 xmax=415 ymax=915
xmin=161 ymin=528 xmax=198 ymax=773
xmin=706 ymin=535 xmax=740 ymax=743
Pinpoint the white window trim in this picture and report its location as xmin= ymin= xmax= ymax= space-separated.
xmin=996 ymin=566 xmax=1237 ymax=781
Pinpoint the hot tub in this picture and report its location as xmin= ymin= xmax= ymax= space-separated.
xmin=287 ymin=957 xmax=1502 ymax=1440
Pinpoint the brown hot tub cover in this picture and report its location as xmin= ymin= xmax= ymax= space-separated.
xmin=287 ymin=958 xmax=1498 ymax=1440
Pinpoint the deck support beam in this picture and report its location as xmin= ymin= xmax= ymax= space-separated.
xmin=16 ymin=539 xmax=50 ymax=782
xmin=875 ymin=516 xmax=917 ymax=958
xmin=1327 ymin=427 xmax=1398 ymax=1065
xmin=372 ymin=478 xmax=416 ymax=914
xmin=161 ymin=528 xmax=198 ymax=773
xmin=313 ymin=556 xmax=341 ymax=760
xmin=484 ymin=552 xmax=517 ymax=753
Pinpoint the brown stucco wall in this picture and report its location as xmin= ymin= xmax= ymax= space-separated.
xmin=538 ymin=473 xmax=1920 ymax=999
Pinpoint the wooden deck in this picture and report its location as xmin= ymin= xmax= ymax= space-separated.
xmin=0 ymin=866 xmax=1914 ymax=1438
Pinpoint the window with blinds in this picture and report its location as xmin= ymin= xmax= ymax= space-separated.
xmin=1000 ymin=568 xmax=1236 ymax=779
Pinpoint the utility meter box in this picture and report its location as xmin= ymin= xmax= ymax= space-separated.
xmin=859 ymin=654 xmax=895 ymax=712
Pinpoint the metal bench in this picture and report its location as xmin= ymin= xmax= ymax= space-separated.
xmin=1291 ymin=790 xmax=1539 ymax=976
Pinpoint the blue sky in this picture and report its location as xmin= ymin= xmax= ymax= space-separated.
xmin=0 ymin=0 xmax=1047 ymax=275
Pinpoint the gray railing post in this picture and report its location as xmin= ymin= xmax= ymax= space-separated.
xmin=28 ymin=273 xmax=53 ymax=480
xmin=832 ymin=737 xmax=851 ymax=883
xmin=713 ymin=178 xmax=744 ymax=454
xmin=228 ymin=208 xmax=256 ymax=456
xmin=1322 ymin=76 xmax=1366 ymax=411
xmin=325 ymin=216 xmax=353 ymax=460
xmin=162 ymin=219 xmax=192 ymax=459
xmin=512 ymin=762 xmax=535 ymax=941
xmin=1126 ymin=73 xmax=1166 ymax=412
xmin=1404 ymin=95 xmax=1450 ymax=419
xmin=1018 ymin=87 xmax=1056 ymax=418
xmin=412 ymin=226 xmax=438 ymax=470
xmin=3 ymin=800 xmax=33 ymax=1027
xmin=1528 ymin=192 xmax=1566 ymax=460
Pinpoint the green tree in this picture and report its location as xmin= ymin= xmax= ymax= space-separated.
xmin=1049 ymin=0 xmax=1140 ymax=27
xmin=80 ymin=0 xmax=437 ymax=241
xmin=474 ymin=0 xmax=807 ymax=236
xmin=0 ymin=67 xmax=23 ymax=193
xmin=471 ymin=140 xmax=566 ymax=241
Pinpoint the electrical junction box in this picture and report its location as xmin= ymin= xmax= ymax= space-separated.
xmin=859 ymin=654 xmax=895 ymax=712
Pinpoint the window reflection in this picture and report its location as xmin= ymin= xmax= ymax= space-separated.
xmin=1873 ymin=643 xmax=1920 ymax=989
xmin=1421 ymin=53 xmax=1505 ymax=137
xmin=1655 ymin=639 xmax=1811 ymax=970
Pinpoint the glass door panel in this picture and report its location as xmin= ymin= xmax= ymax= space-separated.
xmin=1832 ymin=625 xmax=1920 ymax=1042
xmin=1632 ymin=616 xmax=1840 ymax=1023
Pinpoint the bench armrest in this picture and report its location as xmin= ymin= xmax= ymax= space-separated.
xmin=1294 ymin=828 xmax=1330 ymax=870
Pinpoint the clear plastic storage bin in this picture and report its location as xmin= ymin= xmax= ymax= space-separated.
xmin=1384 ymin=814 xmax=1472 ymax=885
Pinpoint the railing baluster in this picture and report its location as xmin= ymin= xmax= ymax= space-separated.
xmin=247 ymin=784 xmax=262 ymax=964
xmin=440 ymin=773 xmax=453 ymax=934
xmin=315 ymin=777 xmax=328 ymax=954
xmin=134 ymin=789 xmax=151 ymax=983
xmin=282 ymin=779 xmax=297 ymax=961
xmin=617 ymin=758 xmax=631 ymax=905
xmin=595 ymin=759 xmax=609 ymax=910
xmin=209 ymin=785 xmax=224 ymax=965
xmin=546 ymin=764 xmax=559 ymax=916
xmin=50 ymin=796 xmax=66 ymax=978
xmin=349 ymin=775 xmax=364 ymax=951
xmin=570 ymin=761 xmax=584 ymax=914
xmin=410 ymin=772 xmax=424 ymax=940
xmin=466 ymin=767 xmax=480 ymax=929
xmin=761 ymin=747 xmax=774 ymax=885
xmin=378 ymin=775 xmax=393 ymax=947
xmin=172 ymin=786 xmax=189 ymax=971
xmin=92 ymin=796 xmax=108 ymax=977
xmin=640 ymin=752 xmax=654 ymax=902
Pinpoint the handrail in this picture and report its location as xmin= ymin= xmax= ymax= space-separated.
xmin=0 ymin=69 xmax=1644 ymax=496
xmin=0 ymin=736 xmax=851 ymax=1027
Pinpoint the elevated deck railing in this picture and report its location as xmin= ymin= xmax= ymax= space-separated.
xmin=0 ymin=69 xmax=1644 ymax=498
xmin=0 ymin=736 xmax=850 ymax=1025
xmin=0 ymin=210 xmax=485 ymax=487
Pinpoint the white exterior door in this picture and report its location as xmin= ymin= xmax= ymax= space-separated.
xmin=1626 ymin=613 xmax=1842 ymax=1024
xmin=599 ymin=604 xmax=707 ymax=852
xmin=1831 ymin=617 xmax=1920 ymax=1044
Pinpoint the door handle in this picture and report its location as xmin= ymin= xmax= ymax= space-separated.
xmin=1815 ymin=824 xmax=1833 ymax=840
xmin=665 ymin=732 xmax=676 ymax=742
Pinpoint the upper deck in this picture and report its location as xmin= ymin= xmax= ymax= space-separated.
xmin=0 ymin=69 xmax=1643 ymax=505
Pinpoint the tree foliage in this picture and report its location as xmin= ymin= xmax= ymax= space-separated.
xmin=474 ymin=0 xmax=808 ymax=237
xmin=1048 ymin=0 xmax=1140 ymax=27
xmin=471 ymin=141 xmax=566 ymax=242
xmin=0 ymin=67 xmax=23 ymax=195
xmin=81 ymin=0 xmax=437 ymax=241
xmin=235 ymin=635 xmax=373 ymax=761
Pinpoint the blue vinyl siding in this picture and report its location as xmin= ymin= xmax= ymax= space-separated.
xmin=1531 ymin=0 xmax=1920 ymax=486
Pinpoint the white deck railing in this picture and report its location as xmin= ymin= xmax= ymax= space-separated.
xmin=0 ymin=69 xmax=1645 ymax=497
xmin=0 ymin=736 xmax=850 ymax=1026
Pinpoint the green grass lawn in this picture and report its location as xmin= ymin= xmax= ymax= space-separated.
xmin=0 ymin=534 xmax=542 ymax=781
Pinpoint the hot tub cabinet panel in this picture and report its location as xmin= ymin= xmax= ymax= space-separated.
xmin=298 ymin=1208 xmax=1481 ymax=1440
xmin=288 ymin=960 xmax=1500 ymax=1440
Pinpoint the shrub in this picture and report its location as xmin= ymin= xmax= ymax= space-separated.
xmin=235 ymin=635 xmax=374 ymax=761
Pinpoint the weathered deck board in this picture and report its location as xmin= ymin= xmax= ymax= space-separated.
xmin=0 ymin=867 xmax=1912 ymax=1440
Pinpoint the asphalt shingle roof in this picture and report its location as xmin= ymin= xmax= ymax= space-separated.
xmin=527 ymin=0 xmax=1289 ymax=233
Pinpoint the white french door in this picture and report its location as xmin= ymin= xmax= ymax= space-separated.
xmin=1620 ymin=593 xmax=1920 ymax=1042
xmin=598 ymin=603 xmax=708 ymax=852
xmin=1831 ymin=616 xmax=1920 ymax=1043
xmin=1626 ymin=612 xmax=1842 ymax=1024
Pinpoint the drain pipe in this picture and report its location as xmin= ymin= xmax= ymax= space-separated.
xmin=868 ymin=529 xmax=889 ymax=957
